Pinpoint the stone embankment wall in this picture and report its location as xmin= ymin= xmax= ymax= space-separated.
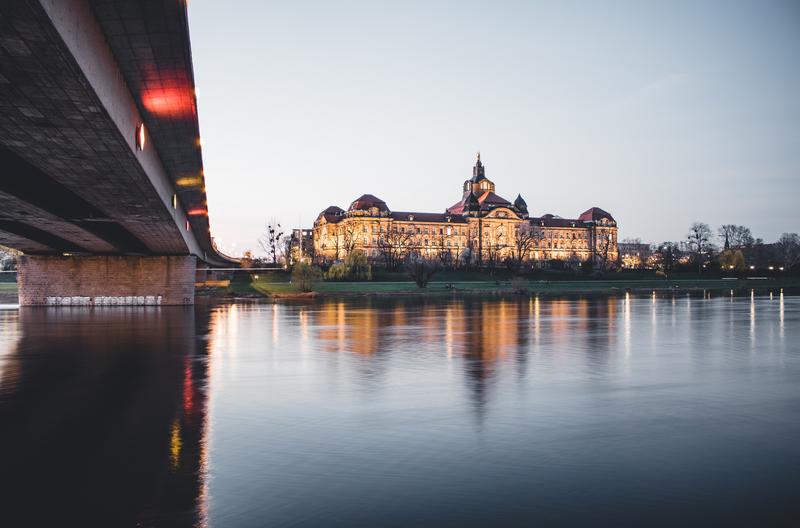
xmin=17 ymin=255 xmax=196 ymax=306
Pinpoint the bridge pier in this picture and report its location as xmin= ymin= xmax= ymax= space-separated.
xmin=17 ymin=255 xmax=197 ymax=306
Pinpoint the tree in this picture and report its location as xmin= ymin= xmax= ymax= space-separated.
xmin=719 ymin=249 xmax=745 ymax=272
xmin=291 ymin=262 xmax=322 ymax=292
xmin=687 ymin=222 xmax=713 ymax=273
xmin=595 ymin=231 xmax=615 ymax=271
xmin=345 ymin=249 xmax=371 ymax=280
xmin=510 ymin=223 xmax=536 ymax=268
xmin=377 ymin=229 xmax=413 ymax=270
xmin=0 ymin=245 xmax=18 ymax=271
xmin=718 ymin=224 xmax=754 ymax=248
xmin=653 ymin=242 xmax=681 ymax=276
xmin=775 ymin=233 xmax=800 ymax=269
xmin=404 ymin=254 xmax=441 ymax=288
xmin=341 ymin=222 xmax=358 ymax=257
xmin=259 ymin=220 xmax=284 ymax=265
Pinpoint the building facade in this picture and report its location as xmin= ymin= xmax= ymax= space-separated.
xmin=312 ymin=155 xmax=618 ymax=268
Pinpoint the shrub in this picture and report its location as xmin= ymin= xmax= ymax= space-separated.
xmin=325 ymin=262 xmax=349 ymax=281
xmin=291 ymin=262 xmax=323 ymax=292
xmin=404 ymin=255 xmax=441 ymax=288
xmin=345 ymin=250 xmax=370 ymax=280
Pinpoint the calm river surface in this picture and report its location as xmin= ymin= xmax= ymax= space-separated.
xmin=1 ymin=292 xmax=799 ymax=527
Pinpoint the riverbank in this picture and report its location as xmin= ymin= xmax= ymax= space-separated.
xmin=218 ymin=275 xmax=800 ymax=300
xmin=2 ymin=277 xmax=798 ymax=304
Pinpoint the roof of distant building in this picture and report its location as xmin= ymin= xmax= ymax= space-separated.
xmin=578 ymin=207 xmax=615 ymax=222
xmin=390 ymin=211 xmax=468 ymax=224
xmin=349 ymin=194 xmax=389 ymax=212
xmin=530 ymin=216 xmax=583 ymax=228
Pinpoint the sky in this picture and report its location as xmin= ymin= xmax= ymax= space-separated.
xmin=188 ymin=0 xmax=800 ymax=257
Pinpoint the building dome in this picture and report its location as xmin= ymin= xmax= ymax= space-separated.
xmin=348 ymin=194 xmax=389 ymax=213
xmin=321 ymin=205 xmax=345 ymax=215
xmin=578 ymin=207 xmax=615 ymax=223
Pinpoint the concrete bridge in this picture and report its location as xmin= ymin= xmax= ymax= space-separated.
xmin=0 ymin=0 xmax=236 ymax=305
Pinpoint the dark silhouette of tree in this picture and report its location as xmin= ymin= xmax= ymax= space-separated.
xmin=775 ymin=233 xmax=800 ymax=270
xmin=687 ymin=222 xmax=713 ymax=273
xmin=377 ymin=229 xmax=413 ymax=270
xmin=259 ymin=220 xmax=284 ymax=265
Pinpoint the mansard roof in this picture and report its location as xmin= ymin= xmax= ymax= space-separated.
xmin=530 ymin=216 xmax=583 ymax=228
xmin=578 ymin=207 xmax=615 ymax=223
xmin=390 ymin=211 xmax=468 ymax=224
xmin=349 ymin=194 xmax=389 ymax=212
xmin=322 ymin=205 xmax=345 ymax=215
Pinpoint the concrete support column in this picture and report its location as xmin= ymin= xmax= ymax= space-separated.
xmin=17 ymin=255 xmax=196 ymax=306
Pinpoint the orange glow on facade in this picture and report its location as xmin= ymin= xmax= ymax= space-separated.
xmin=187 ymin=208 xmax=208 ymax=216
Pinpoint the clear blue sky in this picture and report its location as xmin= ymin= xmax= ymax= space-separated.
xmin=188 ymin=0 xmax=800 ymax=256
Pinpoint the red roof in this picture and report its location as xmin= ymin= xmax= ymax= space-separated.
xmin=349 ymin=194 xmax=389 ymax=212
xmin=446 ymin=191 xmax=512 ymax=214
xmin=577 ymin=207 xmax=615 ymax=222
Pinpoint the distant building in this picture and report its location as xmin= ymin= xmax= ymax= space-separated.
xmin=618 ymin=241 xmax=652 ymax=269
xmin=288 ymin=229 xmax=314 ymax=264
xmin=312 ymin=155 xmax=618 ymax=267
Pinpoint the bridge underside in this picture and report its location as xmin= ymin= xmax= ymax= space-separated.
xmin=0 ymin=1 xmax=234 ymax=304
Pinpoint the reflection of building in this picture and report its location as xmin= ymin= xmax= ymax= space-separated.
xmin=313 ymin=154 xmax=618 ymax=267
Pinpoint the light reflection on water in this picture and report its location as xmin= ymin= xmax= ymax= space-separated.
xmin=1 ymin=293 xmax=799 ymax=527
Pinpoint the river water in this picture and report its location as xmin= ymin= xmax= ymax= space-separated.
xmin=1 ymin=292 xmax=798 ymax=527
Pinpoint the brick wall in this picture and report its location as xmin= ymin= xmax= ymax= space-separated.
xmin=17 ymin=255 xmax=196 ymax=306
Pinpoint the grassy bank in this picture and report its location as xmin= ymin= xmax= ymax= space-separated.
xmin=223 ymin=274 xmax=800 ymax=298
xmin=2 ymin=275 xmax=796 ymax=301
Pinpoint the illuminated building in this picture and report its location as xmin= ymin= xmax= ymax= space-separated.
xmin=313 ymin=154 xmax=618 ymax=267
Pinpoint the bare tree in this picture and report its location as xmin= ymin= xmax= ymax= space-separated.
xmin=775 ymin=233 xmax=800 ymax=269
xmin=404 ymin=254 xmax=441 ymax=288
xmin=259 ymin=220 xmax=284 ymax=265
xmin=377 ymin=228 xmax=413 ymax=270
xmin=510 ymin=223 xmax=536 ymax=268
xmin=0 ymin=244 xmax=19 ymax=271
xmin=687 ymin=222 xmax=713 ymax=273
xmin=595 ymin=231 xmax=614 ymax=271
xmin=330 ymin=226 xmax=342 ymax=262
xmin=719 ymin=224 xmax=754 ymax=248
xmin=341 ymin=222 xmax=358 ymax=256
xmin=654 ymin=242 xmax=681 ymax=277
